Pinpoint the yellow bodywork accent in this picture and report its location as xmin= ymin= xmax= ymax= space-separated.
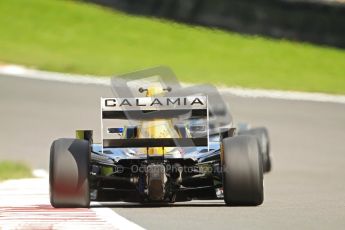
xmin=139 ymin=86 xmax=177 ymax=156
xmin=75 ymin=130 xmax=84 ymax=140
xmin=139 ymin=120 xmax=176 ymax=156
xmin=146 ymin=86 xmax=164 ymax=97
xmin=101 ymin=166 xmax=113 ymax=176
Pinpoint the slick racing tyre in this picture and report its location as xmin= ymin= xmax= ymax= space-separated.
xmin=222 ymin=136 xmax=263 ymax=206
xmin=238 ymin=127 xmax=271 ymax=173
xmin=50 ymin=138 xmax=90 ymax=208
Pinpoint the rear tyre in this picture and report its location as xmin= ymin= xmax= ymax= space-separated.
xmin=238 ymin=127 xmax=272 ymax=173
xmin=50 ymin=138 xmax=90 ymax=208
xmin=222 ymin=136 xmax=263 ymax=206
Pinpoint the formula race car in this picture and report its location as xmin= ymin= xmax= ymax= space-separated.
xmin=49 ymin=86 xmax=271 ymax=208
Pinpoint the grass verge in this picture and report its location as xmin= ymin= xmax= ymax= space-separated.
xmin=0 ymin=161 xmax=32 ymax=181
xmin=0 ymin=0 xmax=345 ymax=94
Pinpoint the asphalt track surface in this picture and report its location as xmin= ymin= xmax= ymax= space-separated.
xmin=1 ymin=75 xmax=345 ymax=229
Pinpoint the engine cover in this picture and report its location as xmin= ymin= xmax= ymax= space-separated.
xmin=147 ymin=164 xmax=166 ymax=201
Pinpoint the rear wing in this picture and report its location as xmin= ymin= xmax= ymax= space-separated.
xmin=101 ymin=96 xmax=209 ymax=150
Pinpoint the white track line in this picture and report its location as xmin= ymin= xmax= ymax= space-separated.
xmin=0 ymin=178 xmax=145 ymax=230
xmin=32 ymin=169 xmax=49 ymax=179
xmin=218 ymin=87 xmax=345 ymax=104
xmin=91 ymin=206 xmax=145 ymax=230
xmin=0 ymin=65 xmax=109 ymax=86
xmin=1 ymin=64 xmax=344 ymax=104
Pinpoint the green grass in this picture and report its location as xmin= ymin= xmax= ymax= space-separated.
xmin=0 ymin=0 xmax=345 ymax=94
xmin=0 ymin=161 xmax=32 ymax=181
